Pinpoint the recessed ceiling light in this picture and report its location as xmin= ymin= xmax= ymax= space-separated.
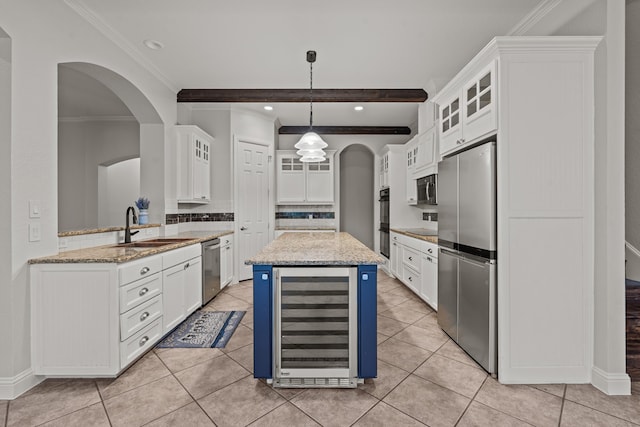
xmin=354 ymin=105 xmax=364 ymax=111
xmin=264 ymin=106 xmax=273 ymax=111
xmin=143 ymin=39 xmax=164 ymax=50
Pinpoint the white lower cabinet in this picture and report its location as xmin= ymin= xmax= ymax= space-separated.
xmin=31 ymin=244 xmax=202 ymax=376
xmin=389 ymin=232 xmax=438 ymax=310
xmin=220 ymin=235 xmax=234 ymax=288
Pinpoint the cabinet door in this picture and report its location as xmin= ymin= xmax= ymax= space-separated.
xmin=306 ymin=157 xmax=334 ymax=203
xmin=193 ymin=138 xmax=210 ymax=201
xmin=405 ymin=141 xmax=417 ymax=204
xmin=421 ymin=255 xmax=438 ymax=310
xmin=184 ymin=256 xmax=202 ymax=315
xmin=276 ymin=153 xmax=305 ymax=203
xmin=162 ymin=263 xmax=186 ymax=333
xmin=390 ymin=233 xmax=400 ymax=277
xmin=439 ymin=95 xmax=462 ymax=156
xmin=462 ymin=61 xmax=497 ymax=143
xmin=220 ymin=239 xmax=233 ymax=288
xmin=224 ymin=242 xmax=233 ymax=286
xmin=414 ymin=128 xmax=437 ymax=175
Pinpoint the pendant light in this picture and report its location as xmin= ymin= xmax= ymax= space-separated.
xmin=295 ymin=50 xmax=327 ymax=162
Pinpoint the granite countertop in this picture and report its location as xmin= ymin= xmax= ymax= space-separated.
xmin=245 ymin=232 xmax=385 ymax=266
xmin=58 ymin=224 xmax=162 ymax=237
xmin=29 ymin=230 xmax=233 ymax=264
xmin=275 ymin=226 xmax=337 ymax=231
xmin=391 ymin=228 xmax=439 ymax=244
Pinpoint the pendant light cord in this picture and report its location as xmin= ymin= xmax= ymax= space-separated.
xmin=309 ymin=60 xmax=313 ymax=130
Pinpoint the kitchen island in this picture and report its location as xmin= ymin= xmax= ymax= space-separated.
xmin=245 ymin=232 xmax=384 ymax=388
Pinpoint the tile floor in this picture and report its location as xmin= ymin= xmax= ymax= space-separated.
xmin=3 ymin=273 xmax=640 ymax=427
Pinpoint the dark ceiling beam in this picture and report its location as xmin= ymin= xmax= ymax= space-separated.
xmin=177 ymin=88 xmax=427 ymax=103
xmin=278 ymin=126 xmax=411 ymax=135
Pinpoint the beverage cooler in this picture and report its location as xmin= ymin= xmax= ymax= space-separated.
xmin=273 ymin=267 xmax=358 ymax=387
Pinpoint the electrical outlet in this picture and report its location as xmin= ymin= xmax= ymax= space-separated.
xmin=29 ymin=222 xmax=41 ymax=242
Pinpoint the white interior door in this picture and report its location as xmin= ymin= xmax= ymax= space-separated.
xmin=236 ymin=138 xmax=270 ymax=281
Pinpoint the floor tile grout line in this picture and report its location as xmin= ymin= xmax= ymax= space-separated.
xmin=563 ymin=397 xmax=640 ymax=426
xmin=454 ymin=374 xmax=489 ymax=426
xmin=244 ymin=399 xmax=291 ymax=427
xmin=557 ymin=383 xmax=567 ymax=427
xmin=29 ymin=380 xmax=106 ymax=427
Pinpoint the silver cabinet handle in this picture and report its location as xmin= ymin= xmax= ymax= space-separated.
xmin=408 ymin=276 xmax=413 ymax=282
xmin=427 ymin=257 xmax=432 ymax=262
xmin=393 ymin=243 xmax=397 ymax=246
xmin=408 ymin=256 xmax=413 ymax=261
xmin=240 ymin=226 xmax=247 ymax=231
xmin=140 ymin=312 xmax=150 ymax=322
xmin=428 ymin=248 xmax=433 ymax=253
xmin=140 ymin=267 xmax=150 ymax=275
xmin=139 ymin=336 xmax=149 ymax=347
xmin=227 ymin=246 xmax=231 ymax=250
xmin=138 ymin=287 xmax=149 ymax=297
xmin=184 ymin=262 xmax=190 ymax=269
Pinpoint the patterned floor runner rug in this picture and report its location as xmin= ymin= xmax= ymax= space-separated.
xmin=156 ymin=310 xmax=245 ymax=348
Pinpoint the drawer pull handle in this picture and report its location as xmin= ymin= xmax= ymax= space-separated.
xmin=139 ymin=287 xmax=149 ymax=297
xmin=428 ymin=248 xmax=433 ymax=253
xmin=140 ymin=267 xmax=150 ymax=275
xmin=139 ymin=336 xmax=149 ymax=347
xmin=184 ymin=262 xmax=190 ymax=270
xmin=140 ymin=312 xmax=150 ymax=322
xmin=408 ymin=256 xmax=413 ymax=261
xmin=408 ymin=276 xmax=413 ymax=282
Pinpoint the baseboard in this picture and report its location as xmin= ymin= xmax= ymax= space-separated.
xmin=625 ymin=241 xmax=640 ymax=281
xmin=0 ymin=369 xmax=45 ymax=400
xmin=591 ymin=366 xmax=631 ymax=395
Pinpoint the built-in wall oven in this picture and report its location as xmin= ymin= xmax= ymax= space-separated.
xmin=202 ymin=238 xmax=221 ymax=305
xmin=379 ymin=188 xmax=390 ymax=258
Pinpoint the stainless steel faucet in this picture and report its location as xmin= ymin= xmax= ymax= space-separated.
xmin=124 ymin=206 xmax=139 ymax=243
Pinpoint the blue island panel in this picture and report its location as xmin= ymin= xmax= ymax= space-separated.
xmin=357 ymin=264 xmax=377 ymax=378
xmin=252 ymin=265 xmax=272 ymax=379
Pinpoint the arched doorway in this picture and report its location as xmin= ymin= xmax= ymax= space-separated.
xmin=57 ymin=62 xmax=164 ymax=230
xmin=339 ymin=144 xmax=375 ymax=248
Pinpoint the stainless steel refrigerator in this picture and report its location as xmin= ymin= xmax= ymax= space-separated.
xmin=437 ymin=141 xmax=497 ymax=374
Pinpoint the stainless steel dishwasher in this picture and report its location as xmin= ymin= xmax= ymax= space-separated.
xmin=202 ymin=238 xmax=221 ymax=306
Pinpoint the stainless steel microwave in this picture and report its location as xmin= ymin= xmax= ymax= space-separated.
xmin=417 ymin=174 xmax=437 ymax=205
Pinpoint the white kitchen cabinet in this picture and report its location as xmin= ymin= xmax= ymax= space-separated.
xmin=379 ymin=152 xmax=389 ymax=189
xmin=220 ymin=234 xmax=234 ymax=288
xmin=276 ymin=150 xmax=335 ymax=204
xmin=405 ymin=137 xmax=418 ymax=205
xmin=162 ymin=245 xmax=202 ymax=333
xmin=389 ymin=232 xmax=438 ymax=310
xmin=176 ymin=125 xmax=213 ymax=204
xmin=413 ymin=126 xmax=438 ymax=177
xmin=432 ymin=37 xmax=600 ymax=384
xmin=438 ymin=61 xmax=497 ymax=157
xmin=420 ymin=242 xmax=438 ymax=310
xmin=31 ymin=244 xmax=202 ymax=376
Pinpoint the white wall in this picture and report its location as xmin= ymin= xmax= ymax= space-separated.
xmin=340 ymin=144 xmax=374 ymax=249
xmin=58 ymin=120 xmax=139 ymax=231
xmin=98 ymin=158 xmax=140 ymax=227
xmin=0 ymin=0 xmax=177 ymax=398
xmin=626 ymin=0 xmax=640 ymax=279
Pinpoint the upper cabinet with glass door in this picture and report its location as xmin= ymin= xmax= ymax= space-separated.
xmin=437 ymin=61 xmax=497 ymax=157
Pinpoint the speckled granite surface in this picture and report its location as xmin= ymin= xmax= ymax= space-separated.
xmin=391 ymin=228 xmax=438 ymax=244
xmin=245 ymin=232 xmax=384 ymax=266
xmin=58 ymin=224 xmax=162 ymax=237
xmin=275 ymin=226 xmax=337 ymax=231
xmin=29 ymin=230 xmax=233 ymax=264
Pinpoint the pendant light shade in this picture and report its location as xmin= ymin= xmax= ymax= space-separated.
xmin=295 ymin=50 xmax=327 ymax=162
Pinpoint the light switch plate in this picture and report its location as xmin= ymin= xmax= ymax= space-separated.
xmin=29 ymin=200 xmax=41 ymax=218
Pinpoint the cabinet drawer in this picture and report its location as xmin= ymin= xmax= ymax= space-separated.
xmin=402 ymin=246 xmax=421 ymax=271
xmin=119 ymin=273 xmax=162 ymax=314
xmin=120 ymin=318 xmax=163 ymax=369
xmin=402 ymin=264 xmax=421 ymax=292
xmin=120 ymin=295 xmax=163 ymax=341
xmin=162 ymin=244 xmax=201 ymax=269
xmin=119 ymin=255 xmax=162 ymax=286
xmin=422 ymin=242 xmax=438 ymax=258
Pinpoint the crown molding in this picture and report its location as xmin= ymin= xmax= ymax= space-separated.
xmin=58 ymin=115 xmax=137 ymax=123
xmin=507 ymin=0 xmax=563 ymax=36
xmin=64 ymin=0 xmax=179 ymax=93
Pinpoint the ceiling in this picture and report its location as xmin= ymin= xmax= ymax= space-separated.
xmin=60 ymin=0 xmax=542 ymax=129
